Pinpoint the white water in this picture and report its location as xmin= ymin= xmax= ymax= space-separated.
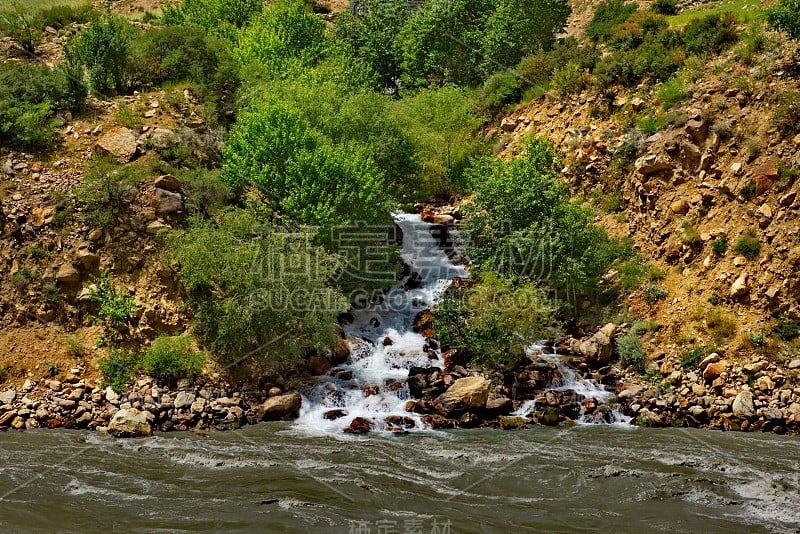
xmin=294 ymin=213 xmax=468 ymax=435
xmin=514 ymin=345 xmax=632 ymax=426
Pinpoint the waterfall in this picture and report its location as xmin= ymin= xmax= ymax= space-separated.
xmin=294 ymin=213 xmax=468 ymax=435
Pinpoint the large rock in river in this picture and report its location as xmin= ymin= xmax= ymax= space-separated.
xmin=108 ymin=408 xmax=152 ymax=438
xmin=259 ymin=392 xmax=302 ymax=421
xmin=435 ymin=376 xmax=488 ymax=414
xmin=732 ymin=390 xmax=755 ymax=418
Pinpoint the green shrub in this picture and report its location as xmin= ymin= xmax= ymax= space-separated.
xmin=643 ymin=283 xmax=668 ymax=303
xmin=773 ymin=91 xmax=800 ymax=138
xmin=747 ymin=330 xmax=766 ymax=348
xmin=712 ymin=234 xmax=728 ymax=255
xmin=733 ymin=230 xmax=760 ymax=260
xmin=0 ymin=62 xmax=86 ymax=149
xmin=682 ymin=13 xmax=738 ymax=56
xmin=36 ymin=4 xmax=95 ymax=29
xmin=98 ymin=349 xmax=140 ymax=391
xmin=650 ymin=0 xmax=678 ymax=16
xmin=235 ymin=0 xmax=326 ymax=74
xmin=73 ymin=15 xmax=134 ymax=95
xmin=65 ymin=335 xmax=88 ymax=357
xmin=463 ymin=138 xmax=623 ymax=304
xmin=434 ymin=273 xmax=556 ymax=370
xmin=142 ymin=335 xmax=205 ymax=384
xmin=162 ymin=0 xmax=263 ymax=37
xmin=618 ymin=257 xmax=664 ymax=291
xmin=773 ymin=316 xmax=800 ymax=341
xmin=586 ymin=0 xmax=638 ymax=42
xmin=75 ymin=158 xmax=145 ymax=227
xmin=617 ymin=333 xmax=646 ymax=372
xmin=480 ymin=70 xmax=521 ymax=112
xmin=767 ymin=0 xmax=800 ymax=40
xmin=399 ymin=0 xmax=571 ymax=86
xmin=222 ymin=102 xmax=392 ymax=234
xmin=631 ymin=320 xmax=660 ymax=335
xmin=165 ymin=209 xmax=347 ymax=372
xmin=88 ymin=274 xmax=137 ymax=339
xmin=552 ymin=61 xmax=589 ymax=96
xmin=0 ymin=3 xmax=40 ymax=56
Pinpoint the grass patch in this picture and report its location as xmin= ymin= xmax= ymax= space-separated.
xmin=733 ymin=230 xmax=760 ymax=259
xmin=665 ymin=0 xmax=762 ymax=27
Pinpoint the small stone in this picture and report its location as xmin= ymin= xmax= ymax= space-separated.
xmin=670 ymin=199 xmax=690 ymax=215
xmin=788 ymin=359 xmax=800 ymax=369
xmin=88 ymin=229 xmax=103 ymax=242
xmin=46 ymin=380 xmax=62 ymax=392
xmin=94 ymin=127 xmax=138 ymax=163
xmin=733 ymin=256 xmax=747 ymax=267
xmin=730 ymin=273 xmax=749 ymax=299
xmin=153 ymin=174 xmax=182 ymax=192
xmin=146 ymin=220 xmax=170 ymax=234
xmin=174 ymin=391 xmax=195 ymax=410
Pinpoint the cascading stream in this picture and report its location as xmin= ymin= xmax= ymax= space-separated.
xmin=294 ymin=213 xmax=467 ymax=435
xmin=514 ymin=344 xmax=632 ymax=425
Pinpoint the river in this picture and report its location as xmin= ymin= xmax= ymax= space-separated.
xmin=0 ymin=425 xmax=799 ymax=532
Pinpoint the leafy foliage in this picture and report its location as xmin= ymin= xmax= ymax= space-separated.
xmin=682 ymin=13 xmax=738 ymax=56
xmin=617 ymin=333 xmax=645 ymax=372
xmin=73 ymin=15 xmax=134 ymax=95
xmin=161 ymin=0 xmax=263 ymax=37
xmin=767 ymin=0 xmax=800 ymax=40
xmin=733 ymin=230 xmax=760 ymax=260
xmin=0 ymin=62 xmax=86 ymax=148
xmin=165 ymin=209 xmax=347 ymax=371
xmin=89 ymin=274 xmax=137 ymax=339
xmin=98 ymin=349 xmax=140 ymax=391
xmin=141 ymin=335 xmax=205 ymax=384
xmin=434 ymin=273 xmax=556 ymax=369
xmin=463 ymin=139 xmax=620 ymax=305
xmin=586 ymin=0 xmax=638 ymax=42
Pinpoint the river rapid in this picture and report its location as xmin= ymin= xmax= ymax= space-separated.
xmin=1 ymin=425 xmax=799 ymax=532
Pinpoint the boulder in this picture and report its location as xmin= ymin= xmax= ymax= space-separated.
xmin=108 ymin=408 xmax=152 ymax=438
xmin=55 ymin=264 xmax=80 ymax=284
xmin=670 ymin=199 xmax=690 ymax=215
xmin=703 ymin=360 xmax=728 ymax=382
xmin=571 ymin=325 xmax=614 ymax=366
xmin=95 ymin=127 xmax=138 ymax=162
xmin=154 ymin=174 xmax=182 ymax=193
xmin=732 ymin=390 xmax=755 ymax=418
xmin=435 ymin=376 xmax=488 ymax=414
xmin=308 ymin=355 xmax=332 ymax=376
xmin=685 ymin=118 xmax=708 ymax=144
xmin=485 ymin=396 xmax=513 ymax=414
xmin=636 ymin=408 xmax=664 ymax=427
xmin=154 ymin=188 xmax=184 ymax=216
xmin=173 ymin=391 xmax=195 ymax=410
xmin=259 ymin=392 xmax=302 ymax=421
xmin=146 ymin=220 xmax=170 ymax=234
xmin=635 ymin=154 xmax=671 ymax=176
xmin=344 ymin=417 xmax=373 ymax=434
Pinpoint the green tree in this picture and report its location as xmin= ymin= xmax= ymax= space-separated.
xmin=235 ymin=0 xmax=326 ymax=75
xmin=161 ymin=0 xmax=263 ymax=37
xmin=463 ymin=139 xmax=618 ymax=304
xmin=73 ymin=15 xmax=134 ymax=95
xmin=165 ymin=209 xmax=347 ymax=372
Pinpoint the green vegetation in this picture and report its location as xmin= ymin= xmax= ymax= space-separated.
xmin=712 ymin=234 xmax=728 ymax=255
xmin=651 ymin=0 xmax=678 ymax=16
xmin=643 ymin=283 xmax=668 ymax=303
xmin=773 ymin=91 xmax=800 ymax=138
xmin=64 ymin=335 xmax=88 ymax=357
xmin=98 ymin=348 xmax=139 ymax=391
xmin=165 ymin=209 xmax=347 ymax=372
xmin=434 ymin=273 xmax=556 ymax=369
xmin=617 ymin=332 xmax=646 ymax=372
xmin=773 ymin=317 xmax=800 ymax=341
xmin=141 ymin=335 xmax=205 ymax=384
xmin=767 ymin=0 xmax=800 ymax=40
xmin=88 ymin=273 xmax=137 ymax=340
xmin=733 ymin=230 xmax=761 ymax=260
xmin=463 ymin=139 xmax=622 ymax=304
